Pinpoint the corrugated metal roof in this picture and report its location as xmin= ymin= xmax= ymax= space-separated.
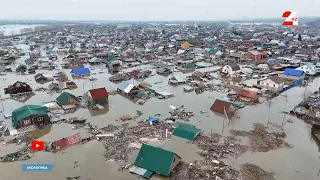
xmin=284 ymin=68 xmax=304 ymax=76
xmin=118 ymin=82 xmax=134 ymax=93
xmin=134 ymin=144 xmax=177 ymax=176
xmin=71 ymin=68 xmax=91 ymax=75
xmin=172 ymin=75 xmax=186 ymax=83
xmin=52 ymin=133 xmax=81 ymax=150
xmin=129 ymin=166 xmax=154 ymax=178
xmin=172 ymin=123 xmax=201 ymax=140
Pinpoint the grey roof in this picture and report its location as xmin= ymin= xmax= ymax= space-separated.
xmin=118 ymin=81 xmax=134 ymax=93
xmin=172 ymin=75 xmax=186 ymax=83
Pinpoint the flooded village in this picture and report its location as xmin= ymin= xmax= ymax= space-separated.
xmin=0 ymin=22 xmax=320 ymax=180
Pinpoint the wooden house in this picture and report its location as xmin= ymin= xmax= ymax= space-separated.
xmin=131 ymin=144 xmax=181 ymax=179
xmin=11 ymin=105 xmax=50 ymax=129
xmin=84 ymin=88 xmax=109 ymax=106
xmin=56 ymin=92 xmax=80 ymax=110
xmin=210 ymin=99 xmax=236 ymax=116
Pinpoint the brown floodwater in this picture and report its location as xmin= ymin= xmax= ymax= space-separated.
xmin=0 ymin=46 xmax=319 ymax=180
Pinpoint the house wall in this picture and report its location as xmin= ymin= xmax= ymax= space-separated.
xmin=227 ymin=105 xmax=236 ymax=116
xmin=170 ymin=154 xmax=182 ymax=172
xmin=247 ymin=52 xmax=262 ymax=61
xmin=17 ymin=114 xmax=50 ymax=129
xmin=278 ymin=74 xmax=302 ymax=80
xmin=222 ymin=65 xmax=232 ymax=74
xmin=92 ymin=98 xmax=108 ymax=105
xmin=258 ymin=79 xmax=284 ymax=90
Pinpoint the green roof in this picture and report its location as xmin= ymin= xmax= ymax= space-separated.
xmin=134 ymin=144 xmax=176 ymax=176
xmin=12 ymin=105 xmax=48 ymax=128
xmin=172 ymin=123 xmax=201 ymax=140
xmin=56 ymin=92 xmax=78 ymax=105
xmin=185 ymin=63 xmax=196 ymax=69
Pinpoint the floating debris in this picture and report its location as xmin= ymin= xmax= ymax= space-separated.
xmin=171 ymin=160 xmax=239 ymax=180
xmin=230 ymin=123 xmax=291 ymax=152
xmin=240 ymin=163 xmax=275 ymax=180
xmin=195 ymin=134 xmax=249 ymax=159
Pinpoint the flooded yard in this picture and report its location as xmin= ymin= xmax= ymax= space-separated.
xmin=0 ymin=26 xmax=319 ymax=180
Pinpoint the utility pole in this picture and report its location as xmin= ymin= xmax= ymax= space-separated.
xmin=267 ymin=98 xmax=271 ymax=127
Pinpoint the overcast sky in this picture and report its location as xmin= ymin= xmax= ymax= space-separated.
xmin=0 ymin=0 xmax=319 ymax=21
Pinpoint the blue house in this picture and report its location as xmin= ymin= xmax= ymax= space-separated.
xmin=71 ymin=68 xmax=91 ymax=77
xmin=281 ymin=68 xmax=304 ymax=80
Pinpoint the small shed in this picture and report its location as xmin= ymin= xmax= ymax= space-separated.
xmin=85 ymin=87 xmax=109 ymax=105
xmin=237 ymin=89 xmax=258 ymax=102
xmin=172 ymin=122 xmax=201 ymax=140
xmin=56 ymin=92 xmax=79 ymax=109
xmin=134 ymin=144 xmax=181 ymax=178
xmin=210 ymin=99 xmax=236 ymax=116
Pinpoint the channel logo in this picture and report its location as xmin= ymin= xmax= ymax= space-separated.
xmin=22 ymin=164 xmax=54 ymax=171
xmin=31 ymin=141 xmax=44 ymax=151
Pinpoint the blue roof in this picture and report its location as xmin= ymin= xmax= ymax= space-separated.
xmin=284 ymin=68 xmax=304 ymax=77
xmin=71 ymin=68 xmax=91 ymax=75
xmin=268 ymin=59 xmax=276 ymax=63
xmin=118 ymin=81 xmax=130 ymax=91
xmin=312 ymin=99 xmax=320 ymax=104
xmin=146 ymin=117 xmax=159 ymax=122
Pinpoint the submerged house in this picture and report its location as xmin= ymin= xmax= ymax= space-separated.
xmin=295 ymin=63 xmax=316 ymax=76
xmin=56 ymin=92 xmax=80 ymax=110
xmin=131 ymin=144 xmax=181 ymax=179
xmin=66 ymin=81 xmax=77 ymax=90
xmin=210 ymin=99 xmax=236 ymax=116
xmin=168 ymin=75 xmax=187 ymax=85
xmin=129 ymin=69 xmax=152 ymax=79
xmin=12 ymin=105 xmax=50 ymax=129
xmin=83 ymin=88 xmax=109 ymax=106
xmin=117 ymin=81 xmax=140 ymax=97
xmin=237 ymin=89 xmax=259 ymax=102
xmin=34 ymin=73 xmax=54 ymax=83
xmin=4 ymin=81 xmax=32 ymax=94
xmin=156 ymin=67 xmax=172 ymax=75
xmin=172 ymin=122 xmax=201 ymax=140
xmin=279 ymin=68 xmax=304 ymax=80
xmin=88 ymin=57 xmax=104 ymax=65
xmin=257 ymin=76 xmax=285 ymax=91
xmin=221 ymin=64 xmax=241 ymax=75
xmin=71 ymin=67 xmax=91 ymax=78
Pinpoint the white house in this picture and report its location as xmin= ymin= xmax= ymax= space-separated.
xmin=221 ymin=64 xmax=241 ymax=75
xmin=295 ymin=63 xmax=316 ymax=76
xmin=257 ymin=76 xmax=285 ymax=91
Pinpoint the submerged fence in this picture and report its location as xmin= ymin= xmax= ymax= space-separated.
xmin=279 ymin=77 xmax=306 ymax=94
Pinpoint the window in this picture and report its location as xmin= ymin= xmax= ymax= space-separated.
xmin=273 ymin=84 xmax=276 ymax=87
xmin=37 ymin=117 xmax=43 ymax=121
xmin=266 ymin=83 xmax=269 ymax=86
xmin=24 ymin=119 xmax=31 ymax=125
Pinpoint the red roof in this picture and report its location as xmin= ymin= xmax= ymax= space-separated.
xmin=52 ymin=133 xmax=81 ymax=149
xmin=89 ymin=88 xmax=109 ymax=100
xmin=260 ymin=51 xmax=268 ymax=55
xmin=210 ymin=99 xmax=235 ymax=115
xmin=130 ymin=69 xmax=140 ymax=77
xmin=237 ymin=89 xmax=257 ymax=99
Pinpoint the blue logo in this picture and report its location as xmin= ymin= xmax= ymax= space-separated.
xmin=22 ymin=164 xmax=55 ymax=171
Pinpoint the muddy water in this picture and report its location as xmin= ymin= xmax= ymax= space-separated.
xmin=0 ymin=25 xmax=44 ymax=36
xmin=0 ymin=46 xmax=320 ymax=179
